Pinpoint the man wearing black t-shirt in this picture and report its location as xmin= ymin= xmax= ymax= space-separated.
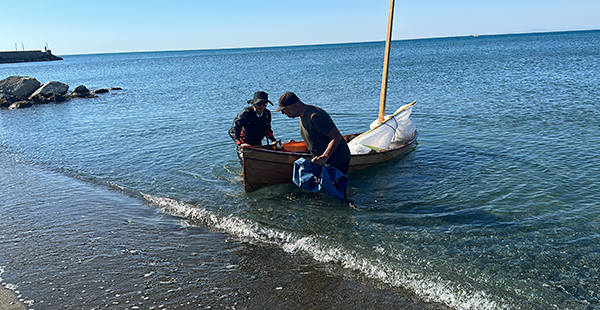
xmin=276 ymin=92 xmax=351 ymax=175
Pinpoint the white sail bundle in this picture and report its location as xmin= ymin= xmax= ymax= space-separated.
xmin=348 ymin=103 xmax=416 ymax=155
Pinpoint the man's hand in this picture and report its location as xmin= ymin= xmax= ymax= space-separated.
xmin=311 ymin=127 xmax=342 ymax=166
xmin=311 ymin=155 xmax=328 ymax=166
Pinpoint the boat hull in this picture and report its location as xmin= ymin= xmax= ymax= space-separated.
xmin=241 ymin=131 xmax=418 ymax=192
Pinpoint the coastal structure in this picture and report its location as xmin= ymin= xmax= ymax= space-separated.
xmin=0 ymin=50 xmax=63 ymax=64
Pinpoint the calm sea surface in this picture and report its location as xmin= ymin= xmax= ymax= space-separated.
xmin=1 ymin=30 xmax=600 ymax=309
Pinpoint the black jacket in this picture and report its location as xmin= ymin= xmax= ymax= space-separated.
xmin=229 ymin=106 xmax=275 ymax=146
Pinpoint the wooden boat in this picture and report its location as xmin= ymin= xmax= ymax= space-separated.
xmin=240 ymin=0 xmax=416 ymax=192
xmin=241 ymin=128 xmax=417 ymax=191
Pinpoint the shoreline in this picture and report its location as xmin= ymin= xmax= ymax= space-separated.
xmin=210 ymin=240 xmax=452 ymax=309
xmin=0 ymin=287 xmax=25 ymax=310
xmin=0 ymin=159 xmax=450 ymax=309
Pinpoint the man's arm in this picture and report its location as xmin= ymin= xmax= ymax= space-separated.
xmin=229 ymin=111 xmax=252 ymax=147
xmin=311 ymin=127 xmax=343 ymax=166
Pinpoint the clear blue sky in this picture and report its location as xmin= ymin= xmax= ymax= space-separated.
xmin=1 ymin=0 xmax=598 ymax=55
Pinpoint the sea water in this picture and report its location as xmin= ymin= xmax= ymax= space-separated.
xmin=1 ymin=30 xmax=599 ymax=309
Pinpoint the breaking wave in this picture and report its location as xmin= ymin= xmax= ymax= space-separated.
xmin=143 ymin=194 xmax=509 ymax=310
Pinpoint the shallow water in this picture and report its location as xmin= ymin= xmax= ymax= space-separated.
xmin=1 ymin=30 xmax=600 ymax=309
xmin=0 ymin=159 xmax=449 ymax=309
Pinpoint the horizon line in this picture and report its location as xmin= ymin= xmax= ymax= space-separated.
xmin=10 ymin=28 xmax=600 ymax=57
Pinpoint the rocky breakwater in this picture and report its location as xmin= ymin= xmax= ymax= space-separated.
xmin=0 ymin=76 xmax=122 ymax=110
xmin=0 ymin=50 xmax=63 ymax=63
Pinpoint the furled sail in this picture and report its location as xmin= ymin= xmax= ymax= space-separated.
xmin=348 ymin=101 xmax=416 ymax=155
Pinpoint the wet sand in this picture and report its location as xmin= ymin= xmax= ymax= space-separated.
xmin=211 ymin=241 xmax=451 ymax=310
xmin=0 ymin=241 xmax=449 ymax=310
xmin=0 ymin=287 xmax=25 ymax=310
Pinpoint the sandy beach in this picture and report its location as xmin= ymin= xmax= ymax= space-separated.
xmin=0 ymin=287 xmax=25 ymax=310
xmin=0 ymin=241 xmax=450 ymax=310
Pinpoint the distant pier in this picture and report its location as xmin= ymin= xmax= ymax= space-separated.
xmin=0 ymin=50 xmax=63 ymax=64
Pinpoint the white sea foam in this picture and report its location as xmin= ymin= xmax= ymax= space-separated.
xmin=143 ymin=194 xmax=509 ymax=310
xmin=0 ymin=266 xmax=17 ymax=291
xmin=1 ymin=266 xmax=35 ymax=307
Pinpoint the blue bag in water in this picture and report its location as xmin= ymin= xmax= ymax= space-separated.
xmin=293 ymin=158 xmax=322 ymax=193
xmin=293 ymin=158 xmax=351 ymax=203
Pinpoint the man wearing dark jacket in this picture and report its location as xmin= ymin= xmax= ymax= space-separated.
xmin=229 ymin=91 xmax=277 ymax=162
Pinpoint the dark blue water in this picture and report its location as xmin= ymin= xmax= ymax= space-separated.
xmin=1 ymin=30 xmax=599 ymax=309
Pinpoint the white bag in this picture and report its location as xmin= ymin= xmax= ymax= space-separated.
xmin=348 ymin=104 xmax=414 ymax=152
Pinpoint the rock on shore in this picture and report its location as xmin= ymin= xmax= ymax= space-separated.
xmin=0 ymin=76 xmax=40 ymax=97
xmin=0 ymin=76 xmax=121 ymax=110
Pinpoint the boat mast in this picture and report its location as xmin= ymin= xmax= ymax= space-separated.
xmin=378 ymin=0 xmax=395 ymax=123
